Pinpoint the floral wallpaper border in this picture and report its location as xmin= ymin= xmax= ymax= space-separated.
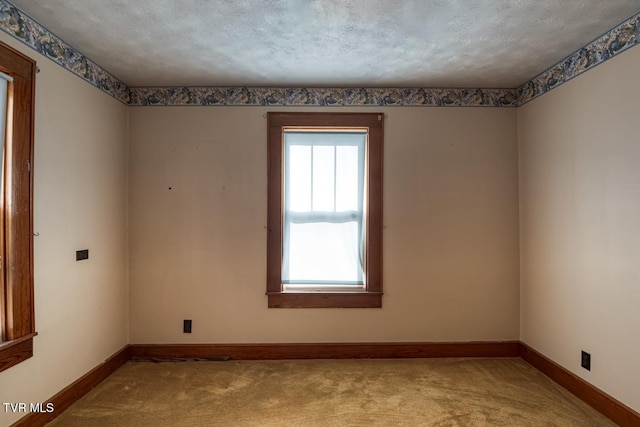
xmin=518 ymin=12 xmax=640 ymax=105
xmin=0 ymin=0 xmax=129 ymax=103
xmin=1 ymin=0 xmax=638 ymax=107
xmin=128 ymin=86 xmax=518 ymax=107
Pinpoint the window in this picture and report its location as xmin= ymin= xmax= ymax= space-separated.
xmin=0 ymin=42 xmax=36 ymax=372
xmin=267 ymin=112 xmax=383 ymax=308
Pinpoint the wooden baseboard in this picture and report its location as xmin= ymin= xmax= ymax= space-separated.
xmin=520 ymin=343 xmax=640 ymax=427
xmin=13 ymin=341 xmax=639 ymax=427
xmin=12 ymin=345 xmax=131 ymax=427
xmin=129 ymin=341 xmax=521 ymax=360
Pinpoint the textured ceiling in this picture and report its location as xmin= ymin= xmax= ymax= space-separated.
xmin=8 ymin=0 xmax=640 ymax=88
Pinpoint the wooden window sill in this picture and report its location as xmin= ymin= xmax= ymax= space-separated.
xmin=267 ymin=292 xmax=382 ymax=308
xmin=0 ymin=332 xmax=36 ymax=373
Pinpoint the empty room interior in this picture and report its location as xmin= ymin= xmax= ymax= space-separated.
xmin=1 ymin=0 xmax=639 ymax=426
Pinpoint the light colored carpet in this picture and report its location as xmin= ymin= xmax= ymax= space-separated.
xmin=47 ymin=358 xmax=615 ymax=426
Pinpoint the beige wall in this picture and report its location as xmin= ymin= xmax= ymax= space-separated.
xmin=518 ymin=47 xmax=640 ymax=411
xmin=129 ymin=106 xmax=520 ymax=344
xmin=0 ymin=34 xmax=129 ymax=426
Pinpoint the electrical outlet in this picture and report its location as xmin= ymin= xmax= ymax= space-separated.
xmin=183 ymin=319 xmax=192 ymax=333
xmin=581 ymin=351 xmax=591 ymax=371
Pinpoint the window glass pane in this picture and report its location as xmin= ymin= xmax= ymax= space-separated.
xmin=0 ymin=73 xmax=8 ymax=170
xmin=312 ymin=145 xmax=335 ymax=212
xmin=288 ymin=145 xmax=311 ymax=212
xmin=336 ymin=145 xmax=359 ymax=212
xmin=287 ymin=221 xmax=360 ymax=283
xmin=282 ymin=131 xmax=367 ymax=287
xmin=0 ymin=75 xmax=6 ymax=339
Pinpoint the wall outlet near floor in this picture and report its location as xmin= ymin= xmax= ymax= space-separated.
xmin=183 ymin=319 xmax=192 ymax=333
xmin=581 ymin=351 xmax=591 ymax=371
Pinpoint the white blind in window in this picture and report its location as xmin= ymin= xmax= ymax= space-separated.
xmin=0 ymin=71 xmax=11 ymax=338
xmin=283 ymin=131 xmax=366 ymax=286
xmin=0 ymin=71 xmax=11 ymax=166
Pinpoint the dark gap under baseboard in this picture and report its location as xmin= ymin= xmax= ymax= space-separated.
xmin=131 ymin=356 xmax=231 ymax=363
